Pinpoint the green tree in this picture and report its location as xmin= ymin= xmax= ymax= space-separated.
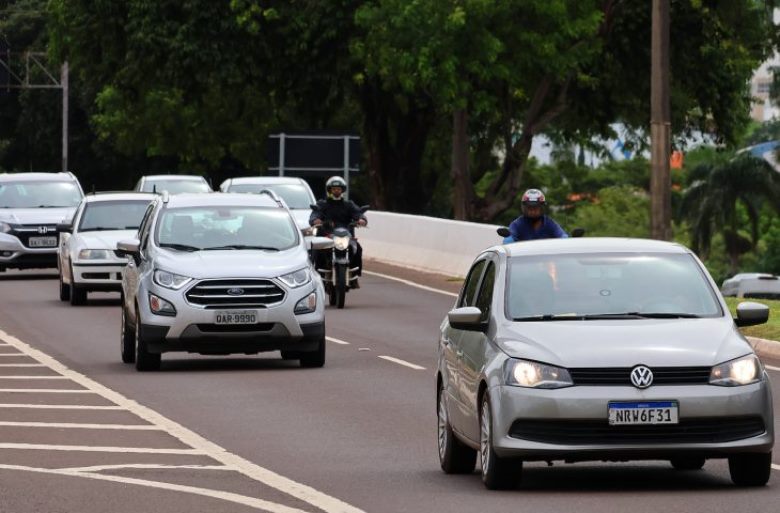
xmin=567 ymin=185 xmax=650 ymax=238
xmin=680 ymin=154 xmax=780 ymax=274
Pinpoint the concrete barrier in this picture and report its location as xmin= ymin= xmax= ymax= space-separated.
xmin=358 ymin=211 xmax=503 ymax=278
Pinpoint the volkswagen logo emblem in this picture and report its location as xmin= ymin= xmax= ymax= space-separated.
xmin=630 ymin=365 xmax=654 ymax=388
xmin=226 ymin=288 xmax=245 ymax=296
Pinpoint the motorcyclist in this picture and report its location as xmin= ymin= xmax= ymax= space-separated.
xmin=309 ymin=176 xmax=367 ymax=286
xmin=505 ymin=188 xmax=568 ymax=243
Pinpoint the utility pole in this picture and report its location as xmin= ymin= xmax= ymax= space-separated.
xmin=650 ymin=0 xmax=671 ymax=240
xmin=61 ymin=62 xmax=69 ymax=173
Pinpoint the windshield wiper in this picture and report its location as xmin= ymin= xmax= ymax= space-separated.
xmin=202 ymin=245 xmax=280 ymax=251
xmin=160 ymin=243 xmax=201 ymax=252
xmin=35 ymin=205 xmax=69 ymax=208
xmin=579 ymin=312 xmax=702 ymax=320
xmin=513 ymin=314 xmax=586 ymax=321
xmin=80 ymin=227 xmax=123 ymax=232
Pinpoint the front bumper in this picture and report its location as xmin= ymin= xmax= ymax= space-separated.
xmin=0 ymin=234 xmax=58 ymax=269
xmin=72 ymin=262 xmax=126 ymax=290
xmin=489 ymin=379 xmax=774 ymax=461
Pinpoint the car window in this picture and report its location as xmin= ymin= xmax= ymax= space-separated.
xmin=0 ymin=181 xmax=82 ymax=208
xmin=78 ymin=200 xmax=154 ymax=232
xmin=506 ymin=252 xmax=722 ymax=319
xmin=475 ymin=261 xmax=496 ymax=322
xmin=138 ymin=203 xmax=157 ymax=253
xmin=156 ymin=206 xmax=298 ymax=251
xmin=141 ymin=180 xmax=210 ymax=194
xmin=459 ymin=260 xmax=487 ymax=307
xmin=228 ymin=183 xmax=313 ymax=208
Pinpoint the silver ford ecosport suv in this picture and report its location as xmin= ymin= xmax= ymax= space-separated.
xmin=117 ymin=191 xmax=330 ymax=371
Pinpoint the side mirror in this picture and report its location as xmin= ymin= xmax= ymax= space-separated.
xmin=497 ymin=227 xmax=511 ymax=238
xmin=571 ymin=228 xmax=586 ymax=238
xmin=308 ymin=236 xmax=334 ymax=251
xmin=116 ymin=239 xmax=141 ymax=261
xmin=57 ymin=223 xmax=73 ymax=233
xmin=734 ymin=301 xmax=769 ymax=327
xmin=448 ymin=306 xmax=485 ymax=331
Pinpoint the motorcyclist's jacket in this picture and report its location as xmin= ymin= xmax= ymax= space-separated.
xmin=309 ymin=198 xmax=366 ymax=234
xmin=507 ymin=215 xmax=568 ymax=242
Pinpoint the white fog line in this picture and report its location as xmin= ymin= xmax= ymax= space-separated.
xmin=0 ymin=376 xmax=68 ymax=380
xmin=0 ymin=421 xmax=162 ymax=430
xmin=0 ymin=328 xmax=366 ymax=513
xmin=0 ymin=389 xmax=93 ymax=394
xmin=0 ymin=404 xmax=123 ymax=410
xmin=377 ymin=355 xmax=426 ymax=371
xmin=772 ymin=463 xmax=780 ymax=471
xmin=765 ymin=364 xmax=780 ymax=372
xmin=0 ymin=443 xmax=203 ymax=455
xmin=0 ymin=464 xmax=309 ymax=513
xmin=326 ymin=336 xmax=350 ymax=345
xmin=62 ymin=463 xmax=231 ymax=473
xmin=0 ymin=363 xmax=46 ymax=367
xmin=363 ymin=270 xmax=458 ymax=298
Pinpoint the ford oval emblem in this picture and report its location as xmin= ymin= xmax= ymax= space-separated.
xmin=227 ymin=288 xmax=245 ymax=296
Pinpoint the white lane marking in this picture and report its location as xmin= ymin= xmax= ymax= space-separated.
xmin=0 ymin=389 xmax=92 ymax=393
xmin=773 ymin=463 xmax=780 ymax=471
xmin=766 ymin=364 xmax=780 ymax=372
xmin=377 ymin=355 xmax=426 ymax=370
xmin=0 ymin=363 xmax=46 ymax=367
xmin=0 ymin=353 xmax=26 ymax=356
xmin=326 ymin=336 xmax=350 ymax=345
xmin=0 ymin=404 xmax=122 ymax=410
xmin=0 ymin=421 xmax=162 ymax=430
xmin=0 ymin=464 xmax=308 ymax=513
xmin=60 ymin=463 xmax=230 ymax=472
xmin=0 ymin=443 xmax=203 ymax=454
xmin=364 ymin=270 xmax=458 ymax=298
xmin=0 ymin=328 xmax=366 ymax=513
xmin=0 ymin=376 xmax=68 ymax=380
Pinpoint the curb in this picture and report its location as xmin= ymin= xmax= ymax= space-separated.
xmin=748 ymin=336 xmax=780 ymax=361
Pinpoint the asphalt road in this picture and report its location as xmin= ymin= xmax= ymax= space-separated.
xmin=0 ymin=265 xmax=778 ymax=513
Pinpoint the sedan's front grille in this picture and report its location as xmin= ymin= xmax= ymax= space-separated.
xmin=196 ymin=323 xmax=275 ymax=333
xmin=185 ymin=279 xmax=285 ymax=308
xmin=569 ymin=367 xmax=712 ymax=386
xmin=509 ymin=417 xmax=766 ymax=445
xmin=11 ymin=225 xmax=59 ymax=248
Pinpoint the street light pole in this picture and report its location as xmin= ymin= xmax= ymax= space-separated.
xmin=650 ymin=0 xmax=671 ymax=240
xmin=61 ymin=61 xmax=69 ymax=173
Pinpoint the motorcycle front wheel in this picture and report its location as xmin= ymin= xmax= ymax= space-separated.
xmin=335 ymin=264 xmax=346 ymax=309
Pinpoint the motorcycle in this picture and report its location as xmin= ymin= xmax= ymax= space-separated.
xmin=497 ymin=226 xmax=585 ymax=243
xmin=309 ymin=205 xmax=370 ymax=309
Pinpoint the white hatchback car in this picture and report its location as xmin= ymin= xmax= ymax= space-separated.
xmin=58 ymin=192 xmax=156 ymax=305
xmin=219 ymin=177 xmax=316 ymax=230
xmin=135 ymin=175 xmax=212 ymax=194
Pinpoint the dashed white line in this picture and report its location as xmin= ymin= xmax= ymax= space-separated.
xmin=0 ymin=353 xmax=26 ymax=357
xmin=326 ymin=336 xmax=350 ymax=345
xmin=766 ymin=364 xmax=780 ymax=372
xmin=0 ymin=376 xmax=68 ymax=380
xmin=0 ymin=363 xmax=46 ymax=367
xmin=0 ymin=443 xmax=203 ymax=454
xmin=0 ymin=388 xmax=92 ymax=393
xmin=773 ymin=464 xmax=780 ymax=471
xmin=0 ymin=421 xmax=162 ymax=430
xmin=60 ymin=463 xmax=230 ymax=473
xmin=377 ymin=355 xmax=426 ymax=370
xmin=364 ymin=270 xmax=458 ymax=298
xmin=0 ymin=404 xmax=123 ymax=410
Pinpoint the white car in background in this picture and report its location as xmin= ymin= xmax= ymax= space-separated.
xmin=135 ymin=175 xmax=212 ymax=194
xmin=58 ymin=192 xmax=156 ymax=305
xmin=219 ymin=176 xmax=316 ymax=230
xmin=721 ymin=273 xmax=780 ymax=299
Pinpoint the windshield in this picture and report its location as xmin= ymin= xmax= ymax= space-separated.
xmin=507 ymin=252 xmax=722 ymax=320
xmin=156 ymin=206 xmax=298 ymax=251
xmin=227 ymin=183 xmax=313 ymax=208
xmin=141 ymin=179 xmax=210 ymax=194
xmin=78 ymin=200 xmax=152 ymax=232
xmin=0 ymin=181 xmax=82 ymax=208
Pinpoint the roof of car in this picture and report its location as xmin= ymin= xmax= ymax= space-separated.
xmin=163 ymin=192 xmax=282 ymax=209
xmin=83 ymin=192 xmax=158 ymax=203
xmin=142 ymin=175 xmax=207 ymax=182
xmin=499 ymin=237 xmax=691 ymax=257
xmin=0 ymin=172 xmax=79 ymax=183
xmin=225 ymin=176 xmax=306 ymax=186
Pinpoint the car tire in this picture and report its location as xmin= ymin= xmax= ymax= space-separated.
xmin=120 ymin=299 xmax=136 ymax=364
xmin=299 ymin=336 xmax=326 ymax=368
xmin=438 ymin=385 xmax=477 ymax=474
xmin=280 ymin=350 xmax=301 ymax=360
xmin=134 ymin=314 xmax=161 ymax=372
xmin=670 ymin=456 xmax=705 ymax=471
xmin=59 ymin=272 xmax=71 ymax=301
xmin=0 ymin=265 xmax=5 ymax=273
xmin=480 ymin=393 xmax=521 ymax=490
xmin=69 ymin=285 xmax=87 ymax=306
xmin=728 ymin=452 xmax=771 ymax=486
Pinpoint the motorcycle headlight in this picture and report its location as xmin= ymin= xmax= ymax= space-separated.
xmin=333 ymin=236 xmax=350 ymax=251
xmin=709 ymin=354 xmax=762 ymax=386
xmin=0 ymin=222 xmax=12 ymax=234
xmin=505 ymin=359 xmax=573 ymax=389
xmin=279 ymin=268 xmax=311 ymax=288
xmin=78 ymin=249 xmax=111 ymax=260
xmin=153 ymin=269 xmax=192 ymax=290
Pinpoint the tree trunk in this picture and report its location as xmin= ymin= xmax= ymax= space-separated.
xmin=451 ymin=108 xmax=472 ymax=220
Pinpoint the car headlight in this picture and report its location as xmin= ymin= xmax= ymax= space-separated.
xmin=279 ymin=268 xmax=311 ymax=288
xmin=709 ymin=354 xmax=762 ymax=386
xmin=333 ymin=235 xmax=350 ymax=251
xmin=505 ymin=359 xmax=573 ymax=389
xmin=0 ymin=222 xmax=12 ymax=234
xmin=294 ymin=292 xmax=317 ymax=314
xmin=153 ymin=269 xmax=192 ymax=290
xmin=78 ymin=249 xmax=111 ymax=260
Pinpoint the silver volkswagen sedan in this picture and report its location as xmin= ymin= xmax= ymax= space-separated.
xmin=437 ymin=238 xmax=773 ymax=489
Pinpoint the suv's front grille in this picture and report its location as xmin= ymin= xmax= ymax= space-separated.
xmin=11 ymin=225 xmax=59 ymax=248
xmin=569 ymin=367 xmax=712 ymax=386
xmin=185 ymin=279 xmax=285 ymax=308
